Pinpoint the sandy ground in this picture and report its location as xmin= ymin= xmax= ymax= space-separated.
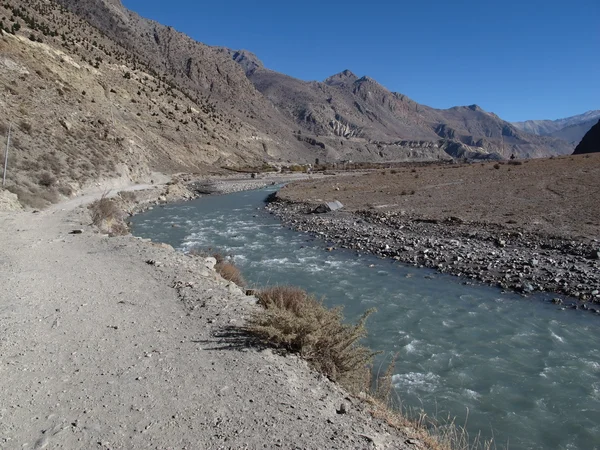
xmin=278 ymin=155 xmax=600 ymax=241
xmin=0 ymin=183 xmax=420 ymax=449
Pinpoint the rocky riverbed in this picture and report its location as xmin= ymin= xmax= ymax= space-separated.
xmin=267 ymin=158 xmax=600 ymax=310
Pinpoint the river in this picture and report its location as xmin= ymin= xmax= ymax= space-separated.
xmin=131 ymin=186 xmax=600 ymax=450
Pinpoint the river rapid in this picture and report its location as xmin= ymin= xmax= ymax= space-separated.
xmin=131 ymin=186 xmax=600 ymax=450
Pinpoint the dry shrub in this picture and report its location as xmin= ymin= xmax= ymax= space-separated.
xmin=58 ymin=184 xmax=74 ymax=197
xmin=19 ymin=121 xmax=32 ymax=134
xmin=88 ymin=194 xmax=128 ymax=235
xmin=186 ymin=247 xmax=246 ymax=287
xmin=247 ymin=286 xmax=376 ymax=392
xmin=507 ymin=160 xmax=523 ymax=166
xmin=118 ymin=190 xmax=137 ymax=203
xmin=214 ymin=255 xmax=246 ymax=287
xmin=38 ymin=171 xmax=57 ymax=187
xmin=39 ymin=153 xmax=63 ymax=173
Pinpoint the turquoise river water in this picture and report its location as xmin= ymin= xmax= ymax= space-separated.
xmin=131 ymin=186 xmax=600 ymax=450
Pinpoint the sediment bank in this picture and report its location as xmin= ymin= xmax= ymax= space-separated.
xmin=267 ymin=157 xmax=600 ymax=309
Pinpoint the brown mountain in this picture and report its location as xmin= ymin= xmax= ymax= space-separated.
xmin=573 ymin=120 xmax=600 ymax=155
xmin=246 ymin=66 xmax=573 ymax=160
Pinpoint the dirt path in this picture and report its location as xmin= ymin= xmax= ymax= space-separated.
xmin=0 ymin=188 xmax=417 ymax=449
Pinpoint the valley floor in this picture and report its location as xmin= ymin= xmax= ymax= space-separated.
xmin=0 ymin=181 xmax=421 ymax=449
xmin=270 ymin=155 xmax=600 ymax=307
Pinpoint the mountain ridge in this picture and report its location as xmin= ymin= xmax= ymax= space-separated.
xmin=512 ymin=110 xmax=600 ymax=144
xmin=55 ymin=0 xmax=575 ymax=161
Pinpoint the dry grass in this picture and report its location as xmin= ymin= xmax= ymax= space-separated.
xmin=186 ymin=247 xmax=247 ymax=287
xmin=118 ymin=190 xmax=137 ymax=203
xmin=247 ymin=286 xmax=376 ymax=392
xmin=215 ymin=260 xmax=246 ymax=287
xmin=88 ymin=193 xmax=128 ymax=235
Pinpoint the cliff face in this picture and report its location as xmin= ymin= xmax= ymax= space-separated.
xmin=573 ymin=120 xmax=600 ymax=155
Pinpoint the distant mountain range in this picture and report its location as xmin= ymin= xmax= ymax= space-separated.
xmin=512 ymin=111 xmax=600 ymax=145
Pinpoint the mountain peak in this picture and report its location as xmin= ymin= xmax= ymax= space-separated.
xmin=324 ymin=69 xmax=358 ymax=86
xmin=229 ymin=49 xmax=263 ymax=76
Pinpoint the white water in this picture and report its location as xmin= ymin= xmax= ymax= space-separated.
xmin=132 ymin=187 xmax=600 ymax=449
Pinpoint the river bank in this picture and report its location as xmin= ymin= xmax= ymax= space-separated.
xmin=267 ymin=156 xmax=600 ymax=308
xmin=0 ymin=178 xmax=430 ymax=449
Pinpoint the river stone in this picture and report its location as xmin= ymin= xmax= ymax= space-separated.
xmin=313 ymin=201 xmax=343 ymax=214
xmin=204 ymin=257 xmax=217 ymax=270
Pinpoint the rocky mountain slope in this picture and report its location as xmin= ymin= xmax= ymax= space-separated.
xmin=246 ymin=66 xmax=572 ymax=160
xmin=0 ymin=0 xmax=323 ymax=208
xmin=52 ymin=0 xmax=576 ymax=160
xmin=573 ymin=119 xmax=600 ymax=154
xmin=513 ymin=110 xmax=600 ymax=144
xmin=0 ymin=0 xmax=576 ymax=207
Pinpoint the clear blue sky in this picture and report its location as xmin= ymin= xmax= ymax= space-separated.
xmin=121 ymin=0 xmax=599 ymax=122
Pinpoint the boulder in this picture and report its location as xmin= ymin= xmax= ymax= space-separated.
xmin=204 ymin=257 xmax=217 ymax=270
xmin=313 ymin=200 xmax=343 ymax=214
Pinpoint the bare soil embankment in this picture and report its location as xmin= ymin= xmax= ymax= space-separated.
xmin=0 ymin=180 xmax=426 ymax=449
xmin=269 ymin=155 xmax=600 ymax=308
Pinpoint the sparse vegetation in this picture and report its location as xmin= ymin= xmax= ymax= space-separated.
xmin=213 ymin=253 xmax=246 ymax=287
xmin=37 ymin=171 xmax=56 ymax=187
xmin=88 ymin=193 xmax=128 ymax=235
xmin=19 ymin=120 xmax=32 ymax=134
xmin=247 ymin=286 xmax=375 ymax=392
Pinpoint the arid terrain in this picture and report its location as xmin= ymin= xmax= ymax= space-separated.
xmin=270 ymin=154 xmax=600 ymax=305
xmin=0 ymin=181 xmax=432 ymax=450
xmin=0 ymin=0 xmax=598 ymax=447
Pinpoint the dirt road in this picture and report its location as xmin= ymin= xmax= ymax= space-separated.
xmin=0 ymin=186 xmax=417 ymax=449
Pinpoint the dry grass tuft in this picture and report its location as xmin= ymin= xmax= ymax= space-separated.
xmin=247 ymin=286 xmax=376 ymax=392
xmin=186 ymin=247 xmax=246 ymax=287
xmin=215 ymin=260 xmax=246 ymax=287
xmin=88 ymin=193 xmax=128 ymax=235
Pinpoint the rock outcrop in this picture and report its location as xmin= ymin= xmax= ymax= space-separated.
xmin=573 ymin=119 xmax=600 ymax=154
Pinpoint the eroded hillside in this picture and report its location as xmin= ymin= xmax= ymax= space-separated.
xmin=0 ymin=0 xmax=312 ymax=207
